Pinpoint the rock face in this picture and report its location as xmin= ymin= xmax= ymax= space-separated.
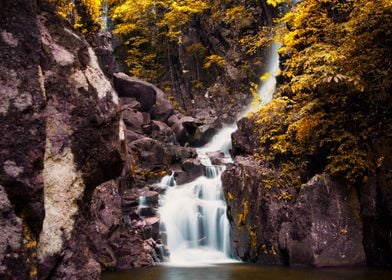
xmin=0 ymin=185 xmax=26 ymax=279
xmin=0 ymin=1 xmax=124 ymax=279
xmin=222 ymin=118 xmax=392 ymax=267
xmin=222 ymin=158 xmax=366 ymax=267
xmin=359 ymin=141 xmax=392 ymax=267
xmin=1 ymin=1 xmax=211 ymax=277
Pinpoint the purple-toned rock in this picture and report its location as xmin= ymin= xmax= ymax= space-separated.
xmin=126 ymin=130 xmax=144 ymax=143
xmin=150 ymin=90 xmax=174 ymax=122
xmin=206 ymin=151 xmax=226 ymax=165
xmin=0 ymin=186 xmax=27 ymax=280
xmin=171 ymin=116 xmax=201 ymax=145
xmin=167 ymin=111 xmax=184 ymax=127
xmin=128 ymin=138 xmax=169 ymax=169
xmin=149 ymin=120 xmax=177 ymax=144
xmin=123 ymin=109 xmax=145 ymax=131
xmin=121 ymin=97 xmax=141 ymax=111
xmin=231 ymin=117 xmax=258 ymax=156
xmin=143 ymin=217 xmax=161 ymax=240
xmin=114 ymin=73 xmax=157 ymax=111
xmin=222 ymin=157 xmax=366 ymax=267
xmin=287 ymin=175 xmax=365 ymax=267
xmin=140 ymin=190 xmax=159 ymax=205
xmin=175 ymin=158 xmax=205 ymax=185
xmin=93 ymin=31 xmax=115 ymax=77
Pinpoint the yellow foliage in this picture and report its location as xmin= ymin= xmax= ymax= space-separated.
xmin=250 ymin=0 xmax=392 ymax=186
xmin=237 ymin=200 xmax=249 ymax=227
xmin=48 ymin=0 xmax=102 ymax=33
xmin=249 ymin=227 xmax=257 ymax=249
xmin=266 ymin=0 xmax=287 ymax=8
xmin=203 ymin=54 xmax=226 ymax=69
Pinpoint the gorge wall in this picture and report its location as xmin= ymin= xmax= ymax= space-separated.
xmin=223 ymin=121 xmax=392 ymax=267
xmin=222 ymin=0 xmax=392 ymax=268
xmin=1 ymin=0 xmax=392 ymax=279
xmin=0 ymin=1 xmax=212 ymax=279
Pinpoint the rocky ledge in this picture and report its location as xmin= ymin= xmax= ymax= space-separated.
xmin=222 ymin=117 xmax=392 ymax=267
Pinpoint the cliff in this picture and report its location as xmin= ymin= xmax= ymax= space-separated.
xmin=0 ymin=1 xmax=210 ymax=278
xmin=222 ymin=0 xmax=392 ymax=267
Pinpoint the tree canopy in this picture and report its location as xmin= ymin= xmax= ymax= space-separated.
xmin=250 ymin=0 xmax=392 ymax=186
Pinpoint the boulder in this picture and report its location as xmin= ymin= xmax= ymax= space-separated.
xmin=150 ymin=90 xmax=174 ymax=122
xmin=114 ymin=73 xmax=157 ymax=111
xmin=122 ymin=109 xmax=145 ymax=131
xmin=175 ymin=158 xmax=205 ymax=185
xmin=167 ymin=111 xmax=183 ymax=127
xmin=128 ymin=138 xmax=169 ymax=169
xmin=148 ymin=120 xmax=177 ymax=144
xmin=171 ymin=116 xmax=202 ymax=145
xmin=126 ymin=130 xmax=144 ymax=143
xmin=206 ymin=151 xmax=226 ymax=165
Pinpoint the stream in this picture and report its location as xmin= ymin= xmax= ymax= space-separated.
xmin=102 ymin=263 xmax=392 ymax=280
xmin=101 ymin=42 xmax=392 ymax=279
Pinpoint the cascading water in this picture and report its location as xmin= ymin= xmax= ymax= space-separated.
xmin=157 ymin=42 xmax=281 ymax=265
xmin=159 ymin=159 xmax=232 ymax=265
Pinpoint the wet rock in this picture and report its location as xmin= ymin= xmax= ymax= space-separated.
xmin=206 ymin=151 xmax=226 ymax=165
xmin=175 ymin=158 xmax=205 ymax=185
xmin=139 ymin=206 xmax=157 ymax=217
xmin=140 ymin=190 xmax=160 ymax=205
xmin=143 ymin=217 xmax=161 ymax=240
xmin=191 ymin=124 xmax=219 ymax=147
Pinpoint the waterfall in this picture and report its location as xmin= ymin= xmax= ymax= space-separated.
xmin=100 ymin=1 xmax=109 ymax=32
xmin=159 ymin=150 xmax=233 ymax=265
xmin=157 ymin=42 xmax=281 ymax=265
